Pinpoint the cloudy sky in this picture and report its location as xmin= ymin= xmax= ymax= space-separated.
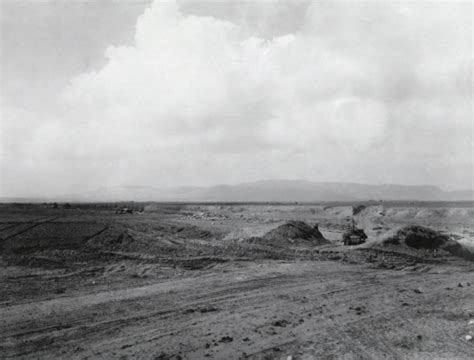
xmin=1 ymin=0 xmax=472 ymax=197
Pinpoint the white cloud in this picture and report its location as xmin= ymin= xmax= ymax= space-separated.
xmin=63 ymin=1 xmax=396 ymax=151
xmin=2 ymin=0 xmax=472 ymax=195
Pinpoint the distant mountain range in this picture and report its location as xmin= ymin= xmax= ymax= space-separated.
xmin=4 ymin=180 xmax=472 ymax=203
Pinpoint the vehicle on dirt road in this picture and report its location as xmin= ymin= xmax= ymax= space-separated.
xmin=115 ymin=207 xmax=133 ymax=214
xmin=343 ymin=219 xmax=367 ymax=245
xmin=343 ymin=228 xmax=367 ymax=245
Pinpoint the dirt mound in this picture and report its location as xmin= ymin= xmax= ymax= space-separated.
xmin=383 ymin=225 xmax=450 ymax=249
xmin=247 ymin=221 xmax=329 ymax=247
xmin=376 ymin=225 xmax=474 ymax=261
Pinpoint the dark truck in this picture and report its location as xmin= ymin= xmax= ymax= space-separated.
xmin=343 ymin=227 xmax=367 ymax=245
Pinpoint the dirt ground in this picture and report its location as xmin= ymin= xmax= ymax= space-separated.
xmin=1 ymin=202 xmax=473 ymax=359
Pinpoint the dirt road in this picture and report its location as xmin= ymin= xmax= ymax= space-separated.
xmin=1 ymin=260 xmax=473 ymax=359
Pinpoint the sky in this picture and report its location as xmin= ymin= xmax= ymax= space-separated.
xmin=1 ymin=0 xmax=472 ymax=197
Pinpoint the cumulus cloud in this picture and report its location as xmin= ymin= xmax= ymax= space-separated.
xmin=2 ymin=0 xmax=472 ymax=195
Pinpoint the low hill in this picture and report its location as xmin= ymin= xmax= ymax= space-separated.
xmin=8 ymin=180 xmax=473 ymax=203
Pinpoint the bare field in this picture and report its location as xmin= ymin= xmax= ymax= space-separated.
xmin=1 ymin=202 xmax=473 ymax=359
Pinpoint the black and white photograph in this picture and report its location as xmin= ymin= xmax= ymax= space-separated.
xmin=0 ymin=0 xmax=473 ymax=358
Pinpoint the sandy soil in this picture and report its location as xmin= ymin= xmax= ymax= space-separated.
xmin=1 ymin=202 xmax=473 ymax=359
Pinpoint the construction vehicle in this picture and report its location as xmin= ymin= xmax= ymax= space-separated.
xmin=343 ymin=218 xmax=367 ymax=245
xmin=115 ymin=207 xmax=133 ymax=214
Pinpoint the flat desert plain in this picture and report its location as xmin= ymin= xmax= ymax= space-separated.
xmin=1 ymin=202 xmax=473 ymax=359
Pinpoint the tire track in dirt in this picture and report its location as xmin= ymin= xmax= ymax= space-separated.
xmin=242 ymin=288 xmax=401 ymax=357
xmin=1 ymin=264 xmax=379 ymax=336
xmin=82 ymin=226 xmax=110 ymax=243
xmin=1 ymin=273 xmax=299 ymax=341
xmin=0 ymin=264 xmax=374 ymax=332
xmin=0 ymin=266 xmax=413 ymax=342
xmin=0 ymin=216 xmax=61 ymax=242
xmin=239 ymin=309 xmax=408 ymax=359
xmin=0 ymin=223 xmax=27 ymax=232
xmin=0 ymin=279 xmax=405 ymax=357
xmin=197 ymin=271 xmax=470 ymax=359
xmin=1 ymin=262 xmax=471 ymax=359
xmin=0 ymin=216 xmax=55 ymax=232
xmin=242 ymin=305 xmax=457 ymax=360
xmin=25 ymin=280 xmax=400 ymax=357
